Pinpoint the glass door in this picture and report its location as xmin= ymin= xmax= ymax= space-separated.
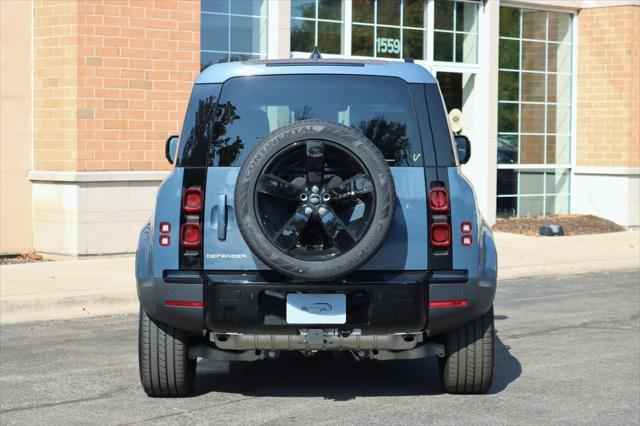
xmin=435 ymin=70 xmax=476 ymax=139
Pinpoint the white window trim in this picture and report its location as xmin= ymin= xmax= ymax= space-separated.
xmin=501 ymin=1 xmax=578 ymax=14
xmin=200 ymin=1 xmax=269 ymax=63
xmin=289 ymin=0 xmax=480 ymax=70
xmin=496 ymin=4 xmax=578 ymax=217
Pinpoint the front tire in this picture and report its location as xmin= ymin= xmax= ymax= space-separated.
xmin=440 ymin=307 xmax=495 ymax=394
xmin=138 ymin=307 xmax=196 ymax=397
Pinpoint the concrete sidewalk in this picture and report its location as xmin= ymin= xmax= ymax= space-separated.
xmin=1 ymin=230 xmax=638 ymax=324
xmin=496 ymin=229 xmax=639 ymax=279
xmin=0 ymin=256 xmax=137 ymax=323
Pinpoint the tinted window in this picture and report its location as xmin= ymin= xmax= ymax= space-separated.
xmin=177 ymin=84 xmax=222 ymax=167
xmin=209 ymin=75 xmax=425 ymax=167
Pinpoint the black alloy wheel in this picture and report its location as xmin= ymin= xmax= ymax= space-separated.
xmin=255 ymin=139 xmax=376 ymax=261
xmin=235 ymin=120 xmax=396 ymax=281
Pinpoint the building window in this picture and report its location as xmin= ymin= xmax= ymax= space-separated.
xmin=201 ymin=0 xmax=268 ymax=70
xmin=351 ymin=0 xmax=426 ymax=59
xmin=497 ymin=6 xmax=573 ymax=217
xmin=291 ymin=0 xmax=344 ymax=54
xmin=433 ymin=0 xmax=479 ymax=63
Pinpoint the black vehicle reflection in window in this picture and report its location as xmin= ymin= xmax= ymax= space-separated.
xmin=209 ymin=75 xmax=424 ymax=167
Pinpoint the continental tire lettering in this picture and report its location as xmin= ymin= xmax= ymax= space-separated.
xmin=234 ymin=119 xmax=395 ymax=280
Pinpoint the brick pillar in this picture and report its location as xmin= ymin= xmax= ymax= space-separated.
xmin=572 ymin=5 xmax=640 ymax=226
xmin=76 ymin=0 xmax=200 ymax=171
xmin=34 ymin=0 xmax=200 ymax=172
xmin=34 ymin=0 xmax=79 ymax=171
xmin=31 ymin=0 xmax=202 ymax=255
xmin=576 ymin=5 xmax=639 ymax=168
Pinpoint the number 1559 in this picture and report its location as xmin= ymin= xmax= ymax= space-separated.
xmin=376 ymin=37 xmax=400 ymax=55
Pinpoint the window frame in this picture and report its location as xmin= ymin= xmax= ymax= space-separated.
xmin=349 ymin=0 xmax=429 ymax=60
xmin=496 ymin=3 xmax=577 ymax=218
xmin=432 ymin=0 xmax=480 ymax=64
xmin=290 ymin=0 xmax=481 ymax=72
xmin=290 ymin=0 xmax=346 ymax=55
xmin=200 ymin=0 xmax=269 ymax=70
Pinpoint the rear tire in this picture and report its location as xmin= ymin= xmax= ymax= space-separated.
xmin=439 ymin=307 xmax=495 ymax=394
xmin=138 ymin=306 xmax=196 ymax=397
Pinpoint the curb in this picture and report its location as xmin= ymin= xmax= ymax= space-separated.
xmin=1 ymin=291 xmax=138 ymax=324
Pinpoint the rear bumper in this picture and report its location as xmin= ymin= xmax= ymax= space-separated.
xmin=137 ymin=269 xmax=496 ymax=337
xmin=204 ymin=271 xmax=428 ymax=335
xmin=427 ymin=270 xmax=496 ymax=336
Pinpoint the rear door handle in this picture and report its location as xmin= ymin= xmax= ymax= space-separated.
xmin=217 ymin=193 xmax=227 ymax=240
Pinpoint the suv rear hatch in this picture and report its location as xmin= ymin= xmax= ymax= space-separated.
xmin=181 ymin=74 xmax=431 ymax=273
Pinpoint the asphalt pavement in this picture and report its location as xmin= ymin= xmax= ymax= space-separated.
xmin=1 ymin=269 xmax=639 ymax=425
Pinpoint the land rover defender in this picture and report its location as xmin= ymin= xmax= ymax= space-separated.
xmin=136 ymin=57 xmax=497 ymax=397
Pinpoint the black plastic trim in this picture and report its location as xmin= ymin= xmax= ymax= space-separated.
xmin=266 ymin=62 xmax=365 ymax=67
xmin=203 ymin=277 xmax=428 ymax=334
xmin=427 ymin=171 xmax=453 ymax=270
xmin=163 ymin=270 xmax=204 ymax=284
xmin=430 ymin=269 xmax=469 ymax=284
xmin=409 ymin=84 xmax=436 ymax=166
xmin=179 ymin=167 xmax=207 ymax=270
xmin=424 ymin=84 xmax=456 ymax=166
xmin=205 ymin=270 xmax=429 ymax=285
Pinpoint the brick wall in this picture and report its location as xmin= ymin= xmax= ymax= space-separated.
xmin=34 ymin=0 xmax=201 ymax=172
xmin=576 ymin=5 xmax=640 ymax=168
xmin=34 ymin=0 xmax=78 ymax=171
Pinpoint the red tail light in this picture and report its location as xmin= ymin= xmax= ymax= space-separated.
xmin=430 ymin=223 xmax=451 ymax=247
xmin=182 ymin=187 xmax=203 ymax=213
xmin=429 ymin=188 xmax=449 ymax=212
xmin=181 ymin=223 xmax=201 ymax=248
xmin=428 ymin=300 xmax=468 ymax=308
xmin=165 ymin=300 xmax=204 ymax=308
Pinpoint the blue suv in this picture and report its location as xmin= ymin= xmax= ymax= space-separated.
xmin=136 ymin=57 xmax=498 ymax=397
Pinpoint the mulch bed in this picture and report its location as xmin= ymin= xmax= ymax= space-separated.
xmin=493 ymin=214 xmax=625 ymax=237
xmin=0 ymin=251 xmax=49 ymax=265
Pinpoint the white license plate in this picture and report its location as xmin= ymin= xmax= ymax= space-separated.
xmin=286 ymin=293 xmax=346 ymax=324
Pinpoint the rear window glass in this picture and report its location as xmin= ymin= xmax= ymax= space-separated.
xmin=208 ymin=75 xmax=424 ymax=167
xmin=177 ymin=83 xmax=221 ymax=166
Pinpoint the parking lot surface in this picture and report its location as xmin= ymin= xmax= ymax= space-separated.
xmin=1 ymin=270 xmax=639 ymax=425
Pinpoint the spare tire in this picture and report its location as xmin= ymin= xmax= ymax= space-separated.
xmin=235 ymin=120 xmax=396 ymax=281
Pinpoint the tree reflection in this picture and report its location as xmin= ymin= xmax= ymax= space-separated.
xmin=294 ymin=105 xmax=313 ymax=121
xmin=290 ymin=1 xmax=316 ymax=52
xmin=181 ymin=95 xmax=217 ymax=164
xmin=357 ymin=116 xmax=411 ymax=166
xmin=209 ymin=101 xmax=243 ymax=166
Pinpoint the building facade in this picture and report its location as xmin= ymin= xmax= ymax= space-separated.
xmin=1 ymin=0 xmax=638 ymax=255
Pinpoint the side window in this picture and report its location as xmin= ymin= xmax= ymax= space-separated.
xmin=177 ymin=84 xmax=222 ymax=167
xmin=208 ymin=100 xmax=245 ymax=167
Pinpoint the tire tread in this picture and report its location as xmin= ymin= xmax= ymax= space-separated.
xmin=138 ymin=307 xmax=196 ymax=397
xmin=441 ymin=307 xmax=495 ymax=394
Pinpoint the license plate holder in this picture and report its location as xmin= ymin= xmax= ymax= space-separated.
xmin=286 ymin=293 xmax=346 ymax=324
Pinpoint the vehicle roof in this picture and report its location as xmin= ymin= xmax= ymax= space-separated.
xmin=195 ymin=58 xmax=437 ymax=85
